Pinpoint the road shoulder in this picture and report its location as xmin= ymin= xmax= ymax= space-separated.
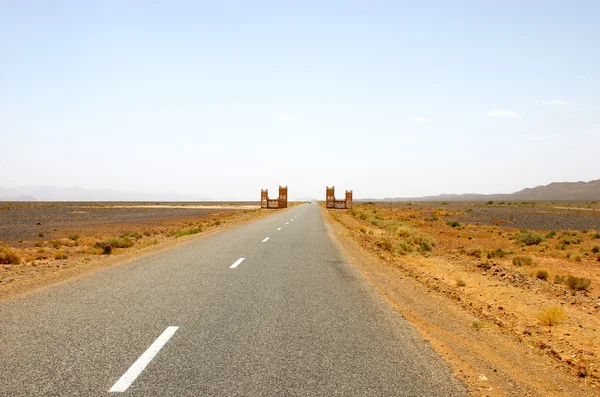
xmin=321 ymin=205 xmax=596 ymax=397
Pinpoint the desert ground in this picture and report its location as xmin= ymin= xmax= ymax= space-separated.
xmin=324 ymin=200 xmax=600 ymax=396
xmin=0 ymin=201 xmax=276 ymax=298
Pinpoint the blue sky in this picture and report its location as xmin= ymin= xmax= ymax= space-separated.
xmin=1 ymin=1 xmax=599 ymax=200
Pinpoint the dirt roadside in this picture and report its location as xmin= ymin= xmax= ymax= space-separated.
xmin=321 ymin=206 xmax=599 ymax=397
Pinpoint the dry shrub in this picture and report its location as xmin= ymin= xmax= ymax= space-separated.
xmin=537 ymin=306 xmax=566 ymax=326
xmin=515 ymin=230 xmax=543 ymax=246
xmin=466 ymin=247 xmax=483 ymax=258
xmin=513 ymin=256 xmax=533 ymax=266
xmin=535 ymin=269 xmax=549 ymax=280
xmin=54 ymin=251 xmax=67 ymax=260
xmin=0 ymin=247 xmax=21 ymax=264
xmin=456 ymin=278 xmax=466 ymax=287
xmin=565 ymin=275 xmax=592 ymax=291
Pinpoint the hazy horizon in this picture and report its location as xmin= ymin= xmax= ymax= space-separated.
xmin=2 ymin=1 xmax=599 ymax=200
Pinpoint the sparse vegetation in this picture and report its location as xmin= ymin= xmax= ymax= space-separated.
xmin=537 ymin=306 xmax=566 ymax=326
xmin=513 ymin=256 xmax=533 ymax=266
xmin=487 ymin=248 xmax=508 ymax=259
xmin=172 ymin=227 xmax=202 ymax=238
xmin=0 ymin=246 xmax=21 ymax=264
xmin=38 ymin=231 xmax=45 ymax=238
xmin=559 ymin=231 xmax=582 ymax=246
xmin=68 ymin=234 xmax=79 ymax=241
xmin=514 ymin=230 xmax=543 ymax=246
xmin=95 ymin=236 xmax=134 ymax=254
xmin=456 ymin=278 xmax=466 ymax=287
xmin=565 ymin=275 xmax=592 ymax=291
xmin=535 ymin=269 xmax=549 ymax=280
xmin=54 ymin=251 xmax=67 ymax=260
xmin=447 ymin=221 xmax=461 ymax=228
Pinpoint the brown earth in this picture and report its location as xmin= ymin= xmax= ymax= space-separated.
xmin=323 ymin=201 xmax=600 ymax=396
xmin=0 ymin=202 xmax=292 ymax=299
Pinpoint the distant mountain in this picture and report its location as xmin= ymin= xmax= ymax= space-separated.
xmin=375 ymin=179 xmax=600 ymax=202
xmin=0 ymin=186 xmax=212 ymax=202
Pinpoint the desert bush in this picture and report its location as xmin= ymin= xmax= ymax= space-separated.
xmin=554 ymin=275 xmax=566 ymax=284
xmin=68 ymin=234 xmax=79 ymax=241
xmin=591 ymin=245 xmax=600 ymax=254
xmin=95 ymin=236 xmax=134 ymax=254
xmin=559 ymin=231 xmax=582 ymax=245
xmin=536 ymin=269 xmax=549 ymax=280
xmin=359 ymin=227 xmax=367 ymax=233
xmin=456 ymin=278 xmax=466 ymax=287
xmin=54 ymin=251 xmax=67 ymax=260
xmin=396 ymin=241 xmax=413 ymax=255
xmin=513 ymin=256 xmax=533 ymax=266
xmin=486 ymin=201 xmax=494 ymax=205
xmin=358 ymin=212 xmax=368 ymax=220
xmin=466 ymin=247 xmax=483 ymax=258
xmin=566 ymin=252 xmax=583 ymax=261
xmin=537 ymin=306 xmax=566 ymax=326
xmin=376 ymin=238 xmax=393 ymax=252
xmin=49 ymin=240 xmax=63 ymax=248
xmin=172 ymin=227 xmax=202 ymax=238
xmin=38 ymin=232 xmax=45 ymax=238
xmin=545 ymin=231 xmax=556 ymax=239
xmin=447 ymin=221 xmax=461 ymax=228
xmin=592 ymin=233 xmax=600 ymax=239
xmin=0 ymin=247 xmax=21 ymax=264
xmin=487 ymin=248 xmax=508 ymax=259
xmin=565 ymin=275 xmax=592 ymax=291
xmin=515 ymin=230 xmax=543 ymax=246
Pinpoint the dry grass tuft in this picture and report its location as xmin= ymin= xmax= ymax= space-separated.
xmin=535 ymin=269 xmax=549 ymax=280
xmin=537 ymin=306 xmax=566 ymax=326
xmin=565 ymin=275 xmax=592 ymax=291
xmin=512 ymin=256 xmax=533 ymax=266
xmin=0 ymin=246 xmax=21 ymax=264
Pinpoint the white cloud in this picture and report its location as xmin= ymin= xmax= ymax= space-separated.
xmin=279 ymin=114 xmax=302 ymax=121
xmin=407 ymin=116 xmax=430 ymax=123
xmin=486 ymin=109 xmax=521 ymax=119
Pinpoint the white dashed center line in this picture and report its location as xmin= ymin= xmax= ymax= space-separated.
xmin=262 ymin=237 xmax=270 ymax=243
xmin=230 ymin=258 xmax=245 ymax=269
xmin=277 ymin=228 xmax=282 ymax=231
xmin=285 ymin=222 xmax=289 ymax=225
xmin=109 ymin=326 xmax=179 ymax=393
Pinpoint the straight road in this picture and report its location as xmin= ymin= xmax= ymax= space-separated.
xmin=0 ymin=202 xmax=467 ymax=396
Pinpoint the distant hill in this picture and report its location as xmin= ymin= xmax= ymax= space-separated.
xmin=0 ymin=186 xmax=212 ymax=202
xmin=373 ymin=179 xmax=600 ymax=202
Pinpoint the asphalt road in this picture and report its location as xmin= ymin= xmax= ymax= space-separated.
xmin=0 ymin=202 xmax=468 ymax=396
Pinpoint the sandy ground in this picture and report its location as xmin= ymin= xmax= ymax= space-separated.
xmin=322 ymin=203 xmax=600 ymax=396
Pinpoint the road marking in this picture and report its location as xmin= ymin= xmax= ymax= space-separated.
xmin=277 ymin=227 xmax=282 ymax=231
xmin=109 ymin=326 xmax=179 ymax=393
xmin=262 ymin=237 xmax=270 ymax=243
xmin=291 ymin=219 xmax=294 ymax=222
xmin=230 ymin=257 xmax=245 ymax=269
xmin=285 ymin=222 xmax=289 ymax=225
